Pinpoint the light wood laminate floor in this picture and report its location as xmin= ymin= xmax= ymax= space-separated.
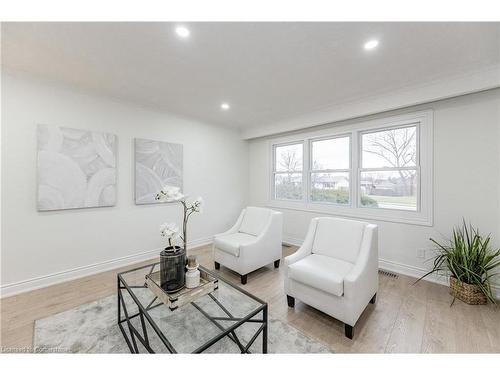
xmin=1 ymin=244 xmax=499 ymax=353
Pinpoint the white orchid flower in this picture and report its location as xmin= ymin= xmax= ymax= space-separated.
xmin=191 ymin=197 xmax=203 ymax=212
xmin=160 ymin=222 xmax=179 ymax=238
xmin=155 ymin=185 xmax=185 ymax=203
xmin=156 ymin=188 xmax=203 ymax=251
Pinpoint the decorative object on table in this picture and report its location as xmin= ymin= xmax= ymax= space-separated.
xmin=155 ymin=186 xmax=203 ymax=292
xmin=37 ymin=124 xmax=117 ymax=211
xmin=145 ymin=268 xmax=218 ymax=311
xmin=416 ymin=220 xmax=500 ymax=305
xmin=155 ymin=185 xmax=203 ymax=253
xmin=185 ymin=255 xmax=201 ymax=289
xmin=134 ymin=138 xmax=183 ymax=204
xmin=159 ymin=247 xmax=186 ymax=293
xmin=158 ymin=222 xmax=185 ymax=292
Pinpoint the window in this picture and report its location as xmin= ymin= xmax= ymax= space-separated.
xmin=268 ymin=111 xmax=433 ymax=226
xmin=310 ymin=136 xmax=350 ymax=204
xmin=360 ymin=125 xmax=418 ymax=211
xmin=273 ymin=143 xmax=303 ymax=200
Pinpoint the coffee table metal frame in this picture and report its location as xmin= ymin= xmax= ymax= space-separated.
xmin=117 ymin=262 xmax=268 ymax=354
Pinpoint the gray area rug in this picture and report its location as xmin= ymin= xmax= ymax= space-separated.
xmin=34 ymin=294 xmax=331 ymax=354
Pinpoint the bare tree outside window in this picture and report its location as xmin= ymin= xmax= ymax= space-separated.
xmin=277 ymin=148 xmax=301 ymax=172
xmin=274 ymin=143 xmax=303 ymax=200
xmin=361 ymin=126 xmax=418 ymax=210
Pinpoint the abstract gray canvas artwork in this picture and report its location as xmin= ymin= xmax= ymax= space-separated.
xmin=37 ymin=125 xmax=117 ymax=211
xmin=134 ymin=138 xmax=183 ymax=204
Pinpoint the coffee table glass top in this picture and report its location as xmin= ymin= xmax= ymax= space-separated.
xmin=117 ymin=262 xmax=267 ymax=353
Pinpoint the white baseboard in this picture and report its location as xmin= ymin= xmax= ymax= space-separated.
xmin=379 ymin=258 xmax=500 ymax=300
xmin=0 ymin=236 xmax=213 ymax=298
xmin=378 ymin=258 xmax=447 ymax=285
xmin=284 ymin=235 xmax=500 ymax=300
xmin=282 ymin=235 xmax=303 ymax=247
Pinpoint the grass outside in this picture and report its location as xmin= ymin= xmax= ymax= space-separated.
xmin=365 ymin=194 xmax=416 ymax=208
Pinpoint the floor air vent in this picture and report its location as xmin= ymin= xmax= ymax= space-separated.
xmin=378 ymin=269 xmax=399 ymax=279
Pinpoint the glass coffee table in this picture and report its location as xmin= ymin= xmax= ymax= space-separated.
xmin=117 ymin=262 xmax=268 ymax=353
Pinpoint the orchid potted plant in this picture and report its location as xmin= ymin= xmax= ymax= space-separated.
xmin=155 ymin=185 xmax=203 ymax=293
xmin=155 ymin=185 xmax=203 ymax=253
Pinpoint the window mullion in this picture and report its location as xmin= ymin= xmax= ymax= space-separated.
xmin=304 ymin=140 xmax=310 ymax=204
xmin=352 ymin=130 xmax=359 ymax=209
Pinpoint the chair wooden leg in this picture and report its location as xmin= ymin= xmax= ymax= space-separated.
xmin=241 ymin=274 xmax=247 ymax=285
xmin=344 ymin=324 xmax=354 ymax=339
xmin=287 ymin=295 xmax=295 ymax=308
xmin=370 ymin=293 xmax=377 ymax=304
xmin=214 ymin=262 xmax=220 ymax=270
xmin=274 ymin=259 xmax=280 ymax=268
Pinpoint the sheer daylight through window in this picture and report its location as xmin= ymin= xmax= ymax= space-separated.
xmin=360 ymin=125 xmax=418 ymax=211
xmin=273 ymin=143 xmax=303 ymax=200
xmin=311 ymin=136 xmax=350 ymax=204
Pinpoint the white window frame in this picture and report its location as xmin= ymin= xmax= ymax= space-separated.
xmin=309 ymin=134 xmax=352 ymax=206
xmin=267 ymin=110 xmax=433 ymax=226
xmin=271 ymin=141 xmax=305 ymax=202
xmin=358 ymin=123 xmax=420 ymax=212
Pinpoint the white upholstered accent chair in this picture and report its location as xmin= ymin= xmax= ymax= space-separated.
xmin=213 ymin=207 xmax=283 ymax=284
xmin=284 ymin=217 xmax=378 ymax=339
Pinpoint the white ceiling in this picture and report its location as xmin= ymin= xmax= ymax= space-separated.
xmin=2 ymin=22 xmax=499 ymax=137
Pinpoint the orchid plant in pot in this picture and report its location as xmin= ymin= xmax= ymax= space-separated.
xmin=155 ymin=185 xmax=203 ymax=253
xmin=155 ymin=185 xmax=203 ymax=293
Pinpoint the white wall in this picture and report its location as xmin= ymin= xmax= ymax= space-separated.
xmin=1 ymin=73 xmax=248 ymax=296
xmin=248 ymin=89 xmax=500 ymax=289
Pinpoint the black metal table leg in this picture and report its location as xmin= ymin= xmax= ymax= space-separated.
xmin=117 ymin=276 xmax=121 ymax=326
xmin=139 ymin=311 xmax=150 ymax=346
xmin=263 ymin=304 xmax=268 ymax=353
xmin=191 ymin=301 xmax=248 ymax=353
xmin=118 ymin=287 xmax=139 ymax=353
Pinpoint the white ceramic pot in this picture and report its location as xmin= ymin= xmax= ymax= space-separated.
xmin=185 ymin=267 xmax=200 ymax=289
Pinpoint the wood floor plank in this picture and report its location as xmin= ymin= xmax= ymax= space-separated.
xmin=349 ymin=289 xmax=402 ymax=353
xmin=385 ymin=296 xmax=427 ymax=353
xmin=480 ymin=304 xmax=500 ymax=351
xmin=453 ymin=300 xmax=495 ymax=353
xmin=420 ymin=299 xmax=457 ymax=353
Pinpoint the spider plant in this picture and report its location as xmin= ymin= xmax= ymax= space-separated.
xmin=416 ymin=220 xmax=500 ymax=304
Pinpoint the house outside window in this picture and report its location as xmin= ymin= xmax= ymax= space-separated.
xmin=310 ymin=135 xmax=350 ymax=205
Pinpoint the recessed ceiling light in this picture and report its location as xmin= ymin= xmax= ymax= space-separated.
xmin=220 ymin=102 xmax=230 ymax=110
xmin=364 ymin=39 xmax=379 ymax=50
xmin=175 ymin=26 xmax=190 ymax=38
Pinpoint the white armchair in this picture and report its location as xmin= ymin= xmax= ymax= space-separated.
xmin=284 ymin=217 xmax=378 ymax=339
xmin=213 ymin=207 xmax=283 ymax=284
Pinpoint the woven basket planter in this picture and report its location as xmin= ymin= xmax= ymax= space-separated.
xmin=449 ymin=276 xmax=487 ymax=305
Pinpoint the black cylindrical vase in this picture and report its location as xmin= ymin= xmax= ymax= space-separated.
xmin=159 ymin=246 xmax=186 ymax=293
